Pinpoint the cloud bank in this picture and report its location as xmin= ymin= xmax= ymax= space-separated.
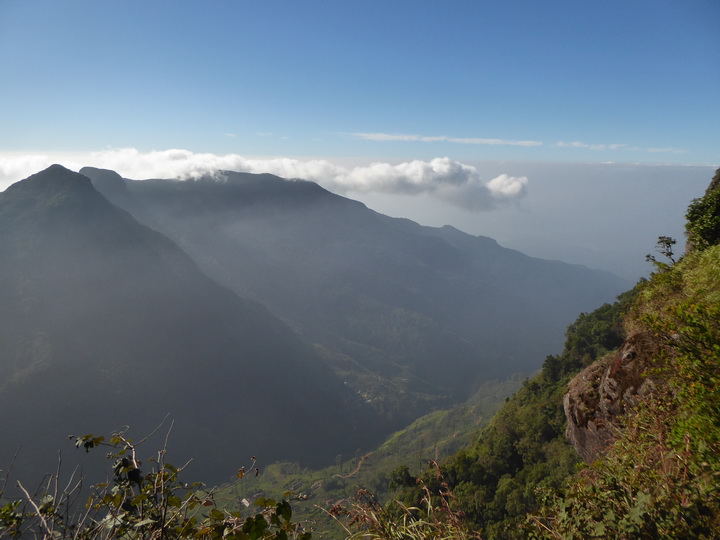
xmin=326 ymin=157 xmax=527 ymax=211
xmin=0 ymin=149 xmax=527 ymax=212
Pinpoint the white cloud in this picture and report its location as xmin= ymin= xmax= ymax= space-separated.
xmin=486 ymin=173 xmax=529 ymax=198
xmin=645 ymin=147 xmax=685 ymax=154
xmin=0 ymin=149 xmax=527 ymax=212
xmin=331 ymin=158 xmax=528 ymax=211
xmin=450 ymin=137 xmax=541 ymax=147
xmin=0 ymin=153 xmax=61 ymax=183
xmin=555 ymin=141 xmax=626 ymax=150
xmin=353 ymin=132 xmax=542 ymax=147
xmin=556 ymin=141 xmax=685 ymax=154
xmin=350 ymin=134 xmax=686 ymax=154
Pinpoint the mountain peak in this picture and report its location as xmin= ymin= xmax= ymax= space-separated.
xmin=80 ymin=166 xmax=133 ymax=205
xmin=0 ymin=165 xmax=135 ymax=240
xmin=79 ymin=166 xmax=124 ymax=184
xmin=19 ymin=163 xmax=83 ymax=183
xmin=4 ymin=164 xmax=95 ymax=199
xmin=42 ymin=163 xmax=70 ymax=174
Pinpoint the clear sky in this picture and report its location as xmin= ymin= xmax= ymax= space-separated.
xmin=1 ymin=1 xmax=718 ymax=280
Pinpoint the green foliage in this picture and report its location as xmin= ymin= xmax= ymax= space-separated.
xmin=707 ymin=167 xmax=720 ymax=194
xmin=371 ymin=290 xmax=637 ymax=538
xmin=652 ymin=301 xmax=720 ymax=447
xmin=552 ymin=289 xmax=635 ymax=379
xmin=388 ymin=466 xmax=415 ymax=491
xmin=531 ymin=388 xmax=719 ymax=538
xmin=221 ymin=377 xmax=521 ymax=538
xmin=532 ymin=243 xmax=720 ymax=538
xmin=645 ymin=235 xmax=677 ymax=270
xmin=329 ymin=467 xmax=481 ymax=540
xmin=0 ymin=428 xmax=310 ymax=539
xmin=686 ymin=186 xmax=720 ymax=251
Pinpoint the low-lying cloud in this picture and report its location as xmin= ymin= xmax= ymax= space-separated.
xmin=327 ymin=158 xmax=527 ymax=211
xmin=0 ymin=149 xmax=527 ymax=212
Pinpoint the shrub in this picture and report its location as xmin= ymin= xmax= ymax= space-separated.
xmin=0 ymin=425 xmax=310 ymax=539
xmin=686 ymin=188 xmax=720 ymax=251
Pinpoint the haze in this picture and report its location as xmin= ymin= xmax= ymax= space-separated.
xmin=1 ymin=0 xmax=718 ymax=280
xmin=1 ymin=2 xmax=719 ymax=533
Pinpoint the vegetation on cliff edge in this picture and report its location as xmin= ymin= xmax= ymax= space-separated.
xmin=531 ymin=172 xmax=720 ymax=538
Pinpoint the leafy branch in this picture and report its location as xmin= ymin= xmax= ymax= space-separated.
xmin=1 ymin=422 xmax=311 ymax=539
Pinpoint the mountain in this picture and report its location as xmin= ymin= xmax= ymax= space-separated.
xmin=0 ymin=165 xmax=380 ymax=484
xmin=378 ymin=168 xmax=720 ymax=538
xmin=82 ymin=167 xmax=630 ymax=426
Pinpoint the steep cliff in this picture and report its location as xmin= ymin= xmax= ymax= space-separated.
xmin=563 ymin=331 xmax=661 ymax=463
xmin=565 ymin=170 xmax=720 ymax=464
xmin=538 ymin=169 xmax=720 ymax=537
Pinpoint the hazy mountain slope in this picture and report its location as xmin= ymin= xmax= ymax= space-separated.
xmin=219 ymin=376 xmax=525 ymax=538
xmin=386 ymin=289 xmax=636 ymax=539
xmin=534 ymin=172 xmax=720 ymax=537
xmin=382 ymin=169 xmax=720 ymax=538
xmin=84 ymin=167 xmax=629 ymax=425
xmin=0 ymin=165 xmax=380 ymax=484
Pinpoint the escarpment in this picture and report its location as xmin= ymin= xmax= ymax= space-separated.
xmin=564 ymin=331 xmax=662 ymax=463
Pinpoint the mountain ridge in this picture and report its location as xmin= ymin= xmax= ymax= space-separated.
xmin=0 ymin=165 xmax=381 ymax=485
xmin=81 ymin=166 xmax=629 ymax=426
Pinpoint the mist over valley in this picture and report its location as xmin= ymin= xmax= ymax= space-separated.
xmin=0 ymin=164 xmax=627 ymax=486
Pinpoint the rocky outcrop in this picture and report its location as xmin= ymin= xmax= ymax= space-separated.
xmin=564 ymin=332 xmax=661 ymax=462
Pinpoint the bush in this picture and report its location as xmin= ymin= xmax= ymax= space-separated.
xmin=328 ymin=463 xmax=481 ymax=540
xmin=0 ymin=426 xmax=310 ymax=539
xmin=531 ymin=246 xmax=720 ymax=538
xmin=686 ymin=188 xmax=720 ymax=251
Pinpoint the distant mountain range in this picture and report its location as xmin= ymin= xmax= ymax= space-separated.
xmin=0 ymin=166 xmax=377 ymax=484
xmin=0 ymin=165 xmax=628 ymax=484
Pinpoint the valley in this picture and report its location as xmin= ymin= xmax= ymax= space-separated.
xmin=4 ymin=164 xmax=716 ymax=538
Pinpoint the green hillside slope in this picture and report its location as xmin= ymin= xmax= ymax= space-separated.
xmin=3 ymin=167 xmax=716 ymax=539
xmin=381 ymin=289 xmax=637 ymax=538
xmin=534 ymin=196 xmax=720 ymax=537
xmin=360 ymin=168 xmax=720 ymax=538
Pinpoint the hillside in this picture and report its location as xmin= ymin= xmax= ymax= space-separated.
xmin=0 ymin=165 xmax=380 ymax=485
xmin=535 ymin=173 xmax=720 ymax=537
xmin=367 ymin=167 xmax=720 ymax=538
xmin=0 ymin=164 xmax=651 ymax=538
xmin=215 ymin=376 xmax=525 ymax=537
xmin=1 ymin=167 xmax=716 ymax=538
xmin=81 ymin=166 xmax=628 ymax=426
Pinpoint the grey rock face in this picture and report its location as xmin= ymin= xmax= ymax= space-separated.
xmin=564 ymin=332 xmax=661 ymax=462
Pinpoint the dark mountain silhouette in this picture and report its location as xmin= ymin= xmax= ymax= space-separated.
xmin=82 ymin=167 xmax=629 ymax=425
xmin=0 ymin=165 xmax=379 ymax=484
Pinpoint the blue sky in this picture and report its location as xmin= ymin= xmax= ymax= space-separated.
xmin=1 ymin=0 xmax=718 ymax=162
xmin=0 ymin=1 xmax=718 ymax=280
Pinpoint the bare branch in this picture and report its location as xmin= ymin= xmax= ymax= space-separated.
xmin=17 ymin=480 xmax=51 ymax=536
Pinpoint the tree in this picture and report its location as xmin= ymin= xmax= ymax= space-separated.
xmin=686 ymin=188 xmax=720 ymax=252
xmin=646 ymin=235 xmax=677 ymax=268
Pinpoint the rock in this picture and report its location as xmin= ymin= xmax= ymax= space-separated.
xmin=564 ymin=332 xmax=660 ymax=462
